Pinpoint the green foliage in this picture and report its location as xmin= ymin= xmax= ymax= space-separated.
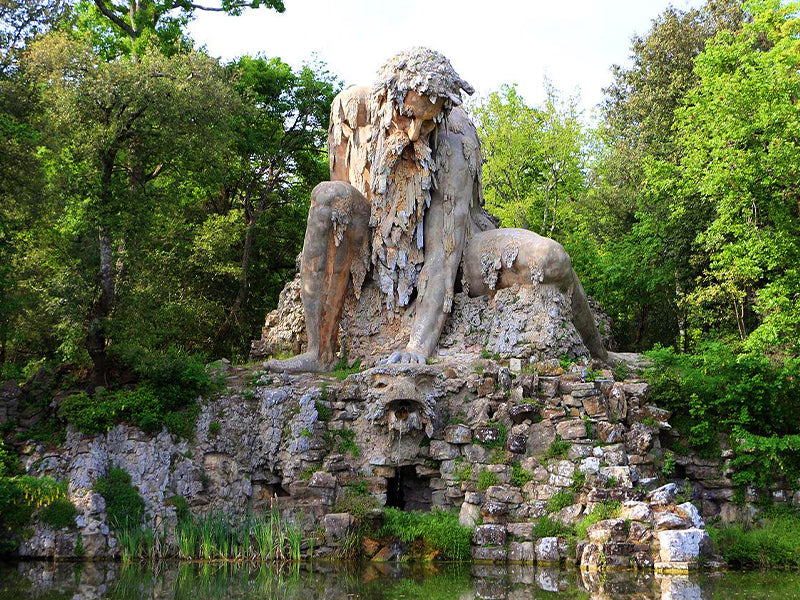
xmin=477 ymin=424 xmax=507 ymax=449
xmin=379 ymin=508 xmax=473 ymax=561
xmin=315 ymin=400 xmax=331 ymax=422
xmin=546 ymin=436 xmax=570 ymax=460
xmin=454 ymin=460 xmax=473 ymax=483
xmin=575 ymin=501 xmax=621 ymax=540
xmin=208 ymin=420 xmax=222 ymax=437
xmin=329 ymin=357 xmax=363 ymax=381
xmin=475 ymin=82 xmax=587 ymax=238
xmin=39 ymin=497 xmax=77 ymax=529
xmin=532 ymin=515 xmax=573 ymax=539
xmin=325 ymin=428 xmax=359 ymax=457
xmin=93 ymin=467 xmax=145 ymax=530
xmin=546 ymin=490 xmax=574 ymax=514
xmin=511 ymin=461 xmax=533 ymax=488
xmin=58 ymin=348 xmax=209 ymax=439
xmin=646 ymin=343 xmax=800 ymax=488
xmin=167 ymin=494 xmax=190 ymax=522
xmin=477 ymin=470 xmax=498 ymax=491
xmin=707 ymin=508 xmax=800 ymax=568
xmin=570 ymin=470 xmax=586 ymax=493
xmin=662 ymin=452 xmax=677 ymax=477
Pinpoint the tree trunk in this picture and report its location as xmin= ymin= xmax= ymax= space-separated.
xmin=213 ymin=191 xmax=266 ymax=350
xmin=86 ymin=157 xmax=116 ymax=385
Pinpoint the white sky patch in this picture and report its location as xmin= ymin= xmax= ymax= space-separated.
xmin=187 ymin=0 xmax=706 ymax=116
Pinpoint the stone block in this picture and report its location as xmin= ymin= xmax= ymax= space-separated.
xmin=658 ymin=528 xmax=709 ymax=563
xmin=535 ymin=537 xmax=560 ymax=564
xmin=474 ymin=524 xmax=507 ymax=546
xmin=676 ymin=502 xmax=704 ymax=528
xmin=556 ymin=419 xmax=587 ymax=440
xmin=509 ymin=403 xmax=539 ymax=424
xmin=595 ymin=422 xmax=626 ymax=443
xmin=474 ymin=426 xmax=503 ymax=445
xmin=506 ymin=522 xmax=535 ymax=541
xmin=619 ymin=500 xmax=651 ymax=522
xmin=527 ymin=421 xmax=557 ymax=456
xmin=464 ymin=444 xmax=491 ymax=463
xmin=507 ymin=433 xmax=527 ymax=454
xmin=509 ymin=358 xmax=523 ymax=373
xmin=508 ymin=541 xmax=535 ymax=563
xmin=430 ymin=440 xmax=460 ymax=460
xmin=471 ymin=545 xmax=507 ymax=562
xmin=579 ymin=457 xmax=601 ymax=474
xmin=308 ymin=471 xmax=336 ymax=488
xmin=600 ymin=466 xmax=636 ymax=487
xmin=655 ymin=511 xmax=686 ymax=531
xmin=486 ymin=485 xmax=523 ymax=505
xmin=648 ymin=483 xmax=679 ymax=506
xmin=459 ymin=501 xmax=481 ymax=528
xmin=658 ymin=575 xmax=702 ymax=600
xmin=582 ymin=395 xmax=608 ymax=418
xmin=587 ymin=518 xmax=628 ymax=543
xmin=538 ymin=377 xmax=560 ymax=397
xmin=323 ymin=513 xmax=353 ymax=541
xmin=571 ymin=382 xmax=599 ymax=398
xmin=444 ymin=424 xmax=472 ymax=444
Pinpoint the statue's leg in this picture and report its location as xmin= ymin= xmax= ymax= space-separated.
xmin=265 ymin=181 xmax=370 ymax=373
xmin=463 ymin=228 xmax=608 ymax=362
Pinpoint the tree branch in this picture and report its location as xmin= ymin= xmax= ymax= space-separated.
xmin=93 ymin=0 xmax=138 ymax=38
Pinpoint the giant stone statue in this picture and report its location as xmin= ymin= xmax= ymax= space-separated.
xmin=265 ymin=48 xmax=608 ymax=373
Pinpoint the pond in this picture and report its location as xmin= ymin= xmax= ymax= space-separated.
xmin=1 ymin=561 xmax=799 ymax=600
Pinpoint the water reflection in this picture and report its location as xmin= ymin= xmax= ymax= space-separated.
xmin=1 ymin=561 xmax=798 ymax=600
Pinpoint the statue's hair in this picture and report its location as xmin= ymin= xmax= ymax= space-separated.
xmin=373 ymin=47 xmax=474 ymax=118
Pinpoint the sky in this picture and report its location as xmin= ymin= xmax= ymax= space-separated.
xmin=187 ymin=0 xmax=706 ymax=117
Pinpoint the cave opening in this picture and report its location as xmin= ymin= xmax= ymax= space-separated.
xmin=385 ymin=465 xmax=432 ymax=511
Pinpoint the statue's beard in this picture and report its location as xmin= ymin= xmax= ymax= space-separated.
xmin=368 ymin=127 xmax=434 ymax=309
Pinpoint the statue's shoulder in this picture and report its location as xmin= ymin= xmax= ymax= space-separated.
xmin=443 ymin=106 xmax=478 ymax=136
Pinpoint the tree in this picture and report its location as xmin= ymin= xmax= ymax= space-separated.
xmin=208 ymin=55 xmax=338 ymax=353
xmin=475 ymin=82 xmax=587 ymax=239
xmin=676 ymin=0 xmax=800 ymax=352
xmin=81 ymin=0 xmax=284 ymax=55
xmin=26 ymin=33 xmax=239 ymax=380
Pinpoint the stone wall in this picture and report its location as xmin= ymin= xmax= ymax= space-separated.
xmin=9 ymin=354 xmax=775 ymax=571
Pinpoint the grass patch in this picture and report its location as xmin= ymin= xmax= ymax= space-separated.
xmin=477 ymin=470 xmax=498 ymax=491
xmin=574 ymin=500 xmax=621 ymax=539
xmin=533 ymin=515 xmax=573 ymax=539
xmin=325 ymin=428 xmax=359 ymax=457
xmin=511 ymin=461 xmax=533 ymax=487
xmin=545 ymin=435 xmax=570 ymax=459
xmin=379 ymin=507 xmax=473 ymax=561
xmin=707 ymin=508 xmax=800 ymax=568
xmin=39 ymin=497 xmax=77 ymax=529
xmin=546 ymin=490 xmax=574 ymax=514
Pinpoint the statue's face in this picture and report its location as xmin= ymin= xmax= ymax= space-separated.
xmin=395 ymin=90 xmax=444 ymax=142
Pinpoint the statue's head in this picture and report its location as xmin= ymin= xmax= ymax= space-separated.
xmin=367 ymin=48 xmax=473 ymax=308
xmin=372 ymin=47 xmax=474 ymax=137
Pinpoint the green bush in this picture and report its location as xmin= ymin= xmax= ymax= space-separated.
xmin=546 ymin=490 xmax=574 ymax=514
xmin=511 ymin=461 xmax=533 ymax=487
xmin=574 ymin=500 xmax=620 ymax=540
xmin=39 ymin=497 xmax=77 ymax=529
xmin=59 ymin=347 xmax=210 ymax=439
xmin=477 ymin=470 xmax=498 ymax=491
xmin=532 ymin=515 xmax=572 ymax=539
xmin=707 ymin=509 xmax=800 ymax=568
xmin=646 ymin=343 xmax=800 ymax=490
xmin=93 ymin=467 xmax=145 ymax=529
xmin=0 ymin=475 xmax=69 ymax=552
xmin=379 ymin=507 xmax=473 ymax=561
xmin=545 ymin=436 xmax=570 ymax=459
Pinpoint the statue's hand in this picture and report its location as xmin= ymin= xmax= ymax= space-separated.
xmin=381 ymin=349 xmax=427 ymax=366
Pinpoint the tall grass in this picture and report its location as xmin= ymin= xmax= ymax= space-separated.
xmin=115 ymin=507 xmax=307 ymax=563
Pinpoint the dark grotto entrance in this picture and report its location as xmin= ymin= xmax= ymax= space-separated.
xmin=385 ymin=465 xmax=432 ymax=511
